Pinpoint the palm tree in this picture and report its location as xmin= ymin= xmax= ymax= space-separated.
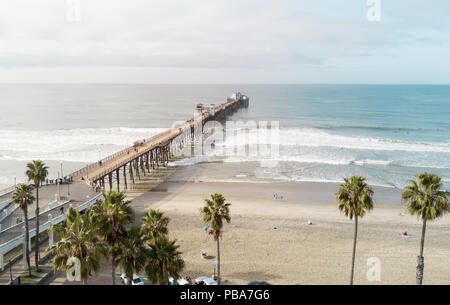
xmin=402 ymin=172 xmax=450 ymax=285
xmin=200 ymin=193 xmax=231 ymax=285
xmin=336 ymin=176 xmax=374 ymax=285
xmin=114 ymin=226 xmax=149 ymax=285
xmin=47 ymin=207 xmax=108 ymax=284
xmin=141 ymin=209 xmax=169 ymax=243
xmin=145 ymin=236 xmax=185 ymax=285
xmin=26 ymin=160 xmax=48 ymax=271
xmin=12 ymin=184 xmax=35 ymax=276
xmin=90 ymin=191 xmax=133 ymax=285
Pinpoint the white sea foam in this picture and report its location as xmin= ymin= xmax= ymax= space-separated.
xmin=219 ymin=126 xmax=450 ymax=153
xmin=0 ymin=127 xmax=166 ymax=162
xmin=169 ymin=155 xmax=212 ymax=167
xmin=3 ymin=126 xmax=448 ymax=163
xmin=351 ymin=159 xmax=393 ymax=166
xmin=1 ymin=126 xmax=449 ymax=189
xmin=171 ymin=154 xmax=449 ymax=171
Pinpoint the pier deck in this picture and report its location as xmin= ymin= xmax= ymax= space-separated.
xmin=70 ymin=94 xmax=249 ymax=191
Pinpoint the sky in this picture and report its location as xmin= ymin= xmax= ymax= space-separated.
xmin=0 ymin=0 xmax=449 ymax=84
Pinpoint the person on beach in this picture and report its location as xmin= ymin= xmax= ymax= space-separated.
xmin=186 ymin=276 xmax=192 ymax=284
xmin=204 ymin=225 xmax=209 ymax=233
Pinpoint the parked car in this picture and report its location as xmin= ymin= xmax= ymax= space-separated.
xmin=177 ymin=278 xmax=190 ymax=285
xmin=168 ymin=277 xmax=190 ymax=285
xmin=248 ymin=281 xmax=271 ymax=285
xmin=195 ymin=276 xmax=218 ymax=285
xmin=120 ymin=274 xmax=144 ymax=285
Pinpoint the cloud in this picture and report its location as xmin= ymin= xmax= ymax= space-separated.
xmin=0 ymin=0 xmax=399 ymax=68
xmin=0 ymin=0 xmax=449 ymax=83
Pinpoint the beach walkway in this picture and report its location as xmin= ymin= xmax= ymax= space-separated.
xmin=0 ymin=183 xmax=97 ymax=250
xmin=0 ymin=182 xmax=98 ymax=281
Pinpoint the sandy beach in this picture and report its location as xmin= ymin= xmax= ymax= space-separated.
xmin=47 ymin=166 xmax=450 ymax=286
xmin=50 ymin=169 xmax=450 ymax=285
xmin=110 ymin=170 xmax=450 ymax=285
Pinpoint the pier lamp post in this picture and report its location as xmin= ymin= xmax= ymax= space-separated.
xmin=61 ymin=161 xmax=70 ymax=198
xmin=57 ymin=171 xmax=61 ymax=201
xmin=99 ymin=143 xmax=105 ymax=162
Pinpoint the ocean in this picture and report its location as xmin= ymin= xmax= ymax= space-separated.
xmin=0 ymin=84 xmax=449 ymax=190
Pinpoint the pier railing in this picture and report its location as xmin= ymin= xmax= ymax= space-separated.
xmin=88 ymin=129 xmax=181 ymax=183
xmin=67 ymin=129 xmax=175 ymax=179
xmin=68 ymin=125 xmax=188 ymax=182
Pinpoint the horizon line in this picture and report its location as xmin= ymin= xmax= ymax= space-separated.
xmin=1 ymin=82 xmax=450 ymax=86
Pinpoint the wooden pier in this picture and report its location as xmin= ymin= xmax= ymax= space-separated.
xmin=69 ymin=93 xmax=249 ymax=191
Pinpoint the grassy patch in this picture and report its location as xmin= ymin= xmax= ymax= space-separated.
xmin=16 ymin=265 xmax=53 ymax=285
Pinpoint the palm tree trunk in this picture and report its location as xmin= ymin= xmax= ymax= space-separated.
xmin=24 ymin=209 xmax=31 ymax=277
xmin=127 ymin=273 xmax=133 ymax=285
xmin=416 ymin=219 xmax=427 ymax=285
xmin=162 ymin=263 xmax=166 ymax=285
xmin=216 ymin=237 xmax=221 ymax=285
xmin=350 ymin=212 xmax=358 ymax=285
xmin=35 ymin=186 xmax=40 ymax=271
xmin=111 ymin=256 xmax=115 ymax=285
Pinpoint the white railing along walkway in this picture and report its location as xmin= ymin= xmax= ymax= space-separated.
xmin=0 ymin=199 xmax=68 ymax=234
xmin=0 ymin=193 xmax=103 ymax=259
xmin=0 ymin=203 xmax=18 ymax=224
xmin=0 ymin=200 xmax=12 ymax=213
xmin=0 ymin=186 xmax=15 ymax=198
xmin=0 ymin=197 xmax=69 ymax=233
